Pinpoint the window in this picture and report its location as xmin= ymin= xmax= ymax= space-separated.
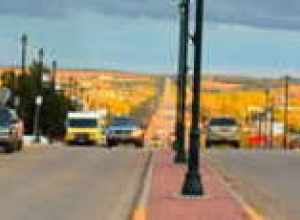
xmin=209 ymin=118 xmax=237 ymax=126
xmin=68 ymin=119 xmax=97 ymax=128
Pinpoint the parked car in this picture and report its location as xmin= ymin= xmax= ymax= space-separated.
xmin=206 ymin=117 xmax=240 ymax=148
xmin=288 ymin=133 xmax=300 ymax=149
xmin=0 ymin=107 xmax=24 ymax=153
xmin=106 ymin=117 xmax=144 ymax=148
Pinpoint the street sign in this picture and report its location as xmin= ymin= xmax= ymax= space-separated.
xmin=42 ymin=72 xmax=52 ymax=89
xmin=36 ymin=96 xmax=43 ymax=106
xmin=42 ymin=73 xmax=51 ymax=82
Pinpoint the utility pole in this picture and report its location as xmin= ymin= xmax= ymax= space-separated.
xmin=38 ymin=48 xmax=44 ymax=96
xmin=52 ymin=60 xmax=57 ymax=93
xmin=182 ymin=0 xmax=204 ymax=196
xmin=258 ymin=113 xmax=262 ymax=148
xmin=270 ymin=104 xmax=274 ymax=149
xmin=12 ymin=68 xmax=18 ymax=104
xmin=21 ymin=34 xmax=28 ymax=77
xmin=174 ymin=0 xmax=190 ymax=163
xmin=283 ymin=75 xmax=289 ymax=150
xmin=265 ymin=88 xmax=270 ymax=148
xmin=34 ymin=48 xmax=44 ymax=143
xmin=71 ymin=77 xmax=75 ymax=98
xmin=18 ymin=34 xmax=28 ymax=117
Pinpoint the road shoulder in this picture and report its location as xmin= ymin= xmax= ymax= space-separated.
xmin=204 ymin=153 xmax=264 ymax=220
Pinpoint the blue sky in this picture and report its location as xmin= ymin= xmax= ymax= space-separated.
xmin=1 ymin=0 xmax=300 ymax=77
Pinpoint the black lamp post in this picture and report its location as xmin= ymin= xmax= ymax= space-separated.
xmin=38 ymin=48 xmax=45 ymax=90
xmin=34 ymin=48 xmax=44 ymax=143
xmin=18 ymin=34 xmax=28 ymax=117
xmin=182 ymin=0 xmax=204 ymax=196
xmin=52 ymin=60 xmax=57 ymax=93
xmin=21 ymin=34 xmax=28 ymax=77
xmin=174 ymin=0 xmax=190 ymax=163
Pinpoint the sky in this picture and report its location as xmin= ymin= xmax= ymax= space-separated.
xmin=1 ymin=0 xmax=300 ymax=76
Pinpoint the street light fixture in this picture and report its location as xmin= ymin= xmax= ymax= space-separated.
xmin=182 ymin=0 xmax=204 ymax=196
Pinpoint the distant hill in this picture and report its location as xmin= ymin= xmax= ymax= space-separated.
xmin=204 ymin=73 xmax=300 ymax=86
xmin=0 ymin=66 xmax=158 ymax=82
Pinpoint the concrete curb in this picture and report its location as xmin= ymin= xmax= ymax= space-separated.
xmin=130 ymin=150 xmax=154 ymax=220
xmin=205 ymin=155 xmax=264 ymax=220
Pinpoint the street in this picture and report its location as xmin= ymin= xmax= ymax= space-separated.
xmin=206 ymin=149 xmax=300 ymax=220
xmin=0 ymin=144 xmax=151 ymax=220
xmin=2 ymin=1 xmax=300 ymax=220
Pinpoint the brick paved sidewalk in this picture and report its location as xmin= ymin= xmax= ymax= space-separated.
xmin=148 ymin=149 xmax=251 ymax=220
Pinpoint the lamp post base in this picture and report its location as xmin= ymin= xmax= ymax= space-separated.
xmin=182 ymin=170 xmax=204 ymax=196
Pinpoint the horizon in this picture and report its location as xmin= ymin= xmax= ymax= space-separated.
xmin=1 ymin=64 xmax=299 ymax=80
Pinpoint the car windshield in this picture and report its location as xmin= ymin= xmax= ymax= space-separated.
xmin=0 ymin=108 xmax=12 ymax=127
xmin=209 ymin=118 xmax=237 ymax=126
xmin=111 ymin=118 xmax=138 ymax=127
xmin=68 ymin=119 xmax=97 ymax=128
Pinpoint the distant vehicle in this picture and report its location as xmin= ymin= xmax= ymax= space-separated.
xmin=0 ymin=107 xmax=24 ymax=153
xmin=65 ymin=110 xmax=107 ymax=145
xmin=288 ymin=133 xmax=300 ymax=150
xmin=206 ymin=117 xmax=240 ymax=148
xmin=106 ymin=117 xmax=144 ymax=148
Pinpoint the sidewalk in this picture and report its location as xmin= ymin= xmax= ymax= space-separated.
xmin=147 ymin=149 xmax=252 ymax=220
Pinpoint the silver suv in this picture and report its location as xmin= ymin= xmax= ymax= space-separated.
xmin=206 ymin=117 xmax=240 ymax=148
xmin=0 ymin=107 xmax=24 ymax=153
xmin=106 ymin=117 xmax=144 ymax=148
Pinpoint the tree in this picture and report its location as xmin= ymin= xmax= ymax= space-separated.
xmin=0 ymin=62 xmax=75 ymax=138
xmin=1 ymin=70 xmax=16 ymax=89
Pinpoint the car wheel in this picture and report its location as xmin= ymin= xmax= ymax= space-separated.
xmin=206 ymin=140 xmax=212 ymax=149
xmin=67 ymin=141 xmax=72 ymax=146
xmin=17 ymin=140 xmax=23 ymax=151
xmin=107 ymin=140 xmax=115 ymax=148
xmin=232 ymin=141 xmax=240 ymax=149
xmin=89 ymin=141 xmax=96 ymax=146
xmin=135 ymin=141 xmax=144 ymax=148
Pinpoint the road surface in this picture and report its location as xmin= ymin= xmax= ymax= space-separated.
xmin=205 ymin=149 xmax=300 ymax=220
xmin=0 ymin=144 xmax=151 ymax=220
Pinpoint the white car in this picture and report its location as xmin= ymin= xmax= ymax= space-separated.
xmin=206 ymin=117 xmax=240 ymax=148
xmin=0 ymin=107 xmax=24 ymax=153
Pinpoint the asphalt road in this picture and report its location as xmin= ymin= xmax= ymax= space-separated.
xmin=0 ymin=144 xmax=151 ymax=220
xmin=205 ymin=149 xmax=300 ymax=220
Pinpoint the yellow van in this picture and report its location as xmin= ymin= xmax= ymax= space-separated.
xmin=65 ymin=111 xmax=106 ymax=145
